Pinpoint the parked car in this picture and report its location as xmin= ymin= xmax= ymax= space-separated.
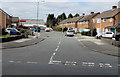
xmin=6 ymin=28 xmax=20 ymax=35
xmin=65 ymin=30 xmax=75 ymax=36
xmin=96 ymin=32 xmax=114 ymax=38
xmin=101 ymin=32 xmax=114 ymax=38
xmin=45 ymin=28 xmax=50 ymax=32
xmin=112 ymin=34 xmax=120 ymax=41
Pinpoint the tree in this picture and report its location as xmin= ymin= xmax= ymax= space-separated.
xmin=74 ymin=13 xmax=80 ymax=17
xmin=55 ymin=13 xmax=67 ymax=25
xmin=68 ymin=13 xmax=73 ymax=18
xmin=46 ymin=14 xmax=56 ymax=27
xmin=61 ymin=13 xmax=67 ymax=20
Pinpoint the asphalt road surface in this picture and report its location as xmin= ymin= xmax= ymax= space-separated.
xmin=2 ymin=31 xmax=119 ymax=75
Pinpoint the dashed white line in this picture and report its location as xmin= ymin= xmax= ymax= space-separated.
xmin=58 ymin=42 xmax=61 ymax=45
xmin=26 ymin=61 xmax=38 ymax=64
xmin=48 ymin=55 xmax=54 ymax=64
xmin=49 ymin=40 xmax=61 ymax=64
xmin=9 ymin=61 xmax=14 ymax=63
xmin=55 ymin=48 xmax=58 ymax=51
xmin=53 ymin=52 xmax=56 ymax=56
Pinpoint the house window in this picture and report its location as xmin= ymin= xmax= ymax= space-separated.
xmin=103 ymin=18 xmax=106 ymax=22
xmin=80 ymin=22 xmax=82 ymax=24
xmin=110 ymin=18 xmax=113 ymax=22
xmin=97 ymin=18 xmax=101 ymax=23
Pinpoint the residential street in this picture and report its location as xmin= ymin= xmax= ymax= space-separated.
xmin=2 ymin=31 xmax=118 ymax=75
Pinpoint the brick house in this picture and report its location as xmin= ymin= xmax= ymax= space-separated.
xmin=59 ymin=16 xmax=83 ymax=32
xmin=0 ymin=9 xmax=12 ymax=29
xmin=92 ymin=6 xmax=120 ymax=34
xmin=77 ymin=12 xmax=100 ymax=32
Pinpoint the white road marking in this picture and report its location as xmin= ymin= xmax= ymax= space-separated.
xmin=64 ymin=61 xmax=77 ymax=66
xmin=48 ymin=55 xmax=54 ymax=64
xmin=48 ymin=41 xmax=61 ymax=64
xmin=52 ymin=60 xmax=62 ymax=64
xmin=55 ymin=48 xmax=58 ymax=51
xmin=9 ymin=61 xmax=14 ymax=63
xmin=72 ymin=64 xmax=76 ymax=66
xmin=99 ymin=63 xmax=112 ymax=68
xmin=26 ymin=61 xmax=38 ymax=64
xmin=57 ymin=45 xmax=59 ymax=48
xmin=53 ymin=52 xmax=56 ymax=56
xmin=58 ymin=42 xmax=61 ymax=45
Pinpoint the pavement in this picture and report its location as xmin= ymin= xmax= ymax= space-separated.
xmin=76 ymin=34 xmax=119 ymax=57
xmin=1 ymin=32 xmax=48 ymax=49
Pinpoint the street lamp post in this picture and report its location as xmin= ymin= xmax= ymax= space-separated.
xmin=36 ymin=0 xmax=45 ymax=39
xmin=36 ymin=0 xmax=40 ymax=39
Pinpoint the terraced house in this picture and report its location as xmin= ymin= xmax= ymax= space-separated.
xmin=58 ymin=6 xmax=120 ymax=34
xmin=77 ymin=12 xmax=100 ymax=32
xmin=58 ymin=12 xmax=99 ymax=32
xmin=59 ymin=16 xmax=84 ymax=29
xmin=92 ymin=6 xmax=120 ymax=34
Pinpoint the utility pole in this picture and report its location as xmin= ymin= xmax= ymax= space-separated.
xmin=36 ymin=0 xmax=40 ymax=39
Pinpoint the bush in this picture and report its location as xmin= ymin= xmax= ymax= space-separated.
xmin=20 ymin=29 xmax=27 ymax=33
xmin=56 ymin=26 xmax=62 ymax=31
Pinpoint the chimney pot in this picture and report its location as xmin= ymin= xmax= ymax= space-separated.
xmin=90 ymin=12 xmax=94 ymax=14
xmin=112 ymin=6 xmax=117 ymax=9
xmin=82 ymin=13 xmax=85 ymax=16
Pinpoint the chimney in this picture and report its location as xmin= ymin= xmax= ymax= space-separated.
xmin=97 ymin=12 xmax=100 ymax=14
xmin=112 ymin=6 xmax=117 ymax=9
xmin=82 ymin=13 xmax=85 ymax=16
xmin=90 ymin=12 xmax=94 ymax=14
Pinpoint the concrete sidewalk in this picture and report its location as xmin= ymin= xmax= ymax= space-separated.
xmin=76 ymin=34 xmax=119 ymax=57
xmin=1 ymin=33 xmax=48 ymax=49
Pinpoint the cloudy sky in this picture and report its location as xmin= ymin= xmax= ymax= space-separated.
xmin=0 ymin=0 xmax=119 ymax=22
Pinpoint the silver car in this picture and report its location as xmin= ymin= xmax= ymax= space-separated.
xmin=65 ymin=30 xmax=75 ymax=36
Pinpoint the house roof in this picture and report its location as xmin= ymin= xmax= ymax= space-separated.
xmin=79 ymin=13 xmax=99 ymax=22
xmin=105 ymin=22 xmax=120 ymax=29
xmin=94 ymin=8 xmax=120 ymax=19
xmin=105 ymin=25 xmax=115 ymax=29
xmin=114 ymin=22 xmax=120 ymax=28
xmin=59 ymin=16 xmax=84 ymax=24
xmin=0 ymin=8 xmax=12 ymax=18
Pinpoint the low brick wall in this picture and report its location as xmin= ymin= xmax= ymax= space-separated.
xmin=101 ymin=38 xmax=120 ymax=47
